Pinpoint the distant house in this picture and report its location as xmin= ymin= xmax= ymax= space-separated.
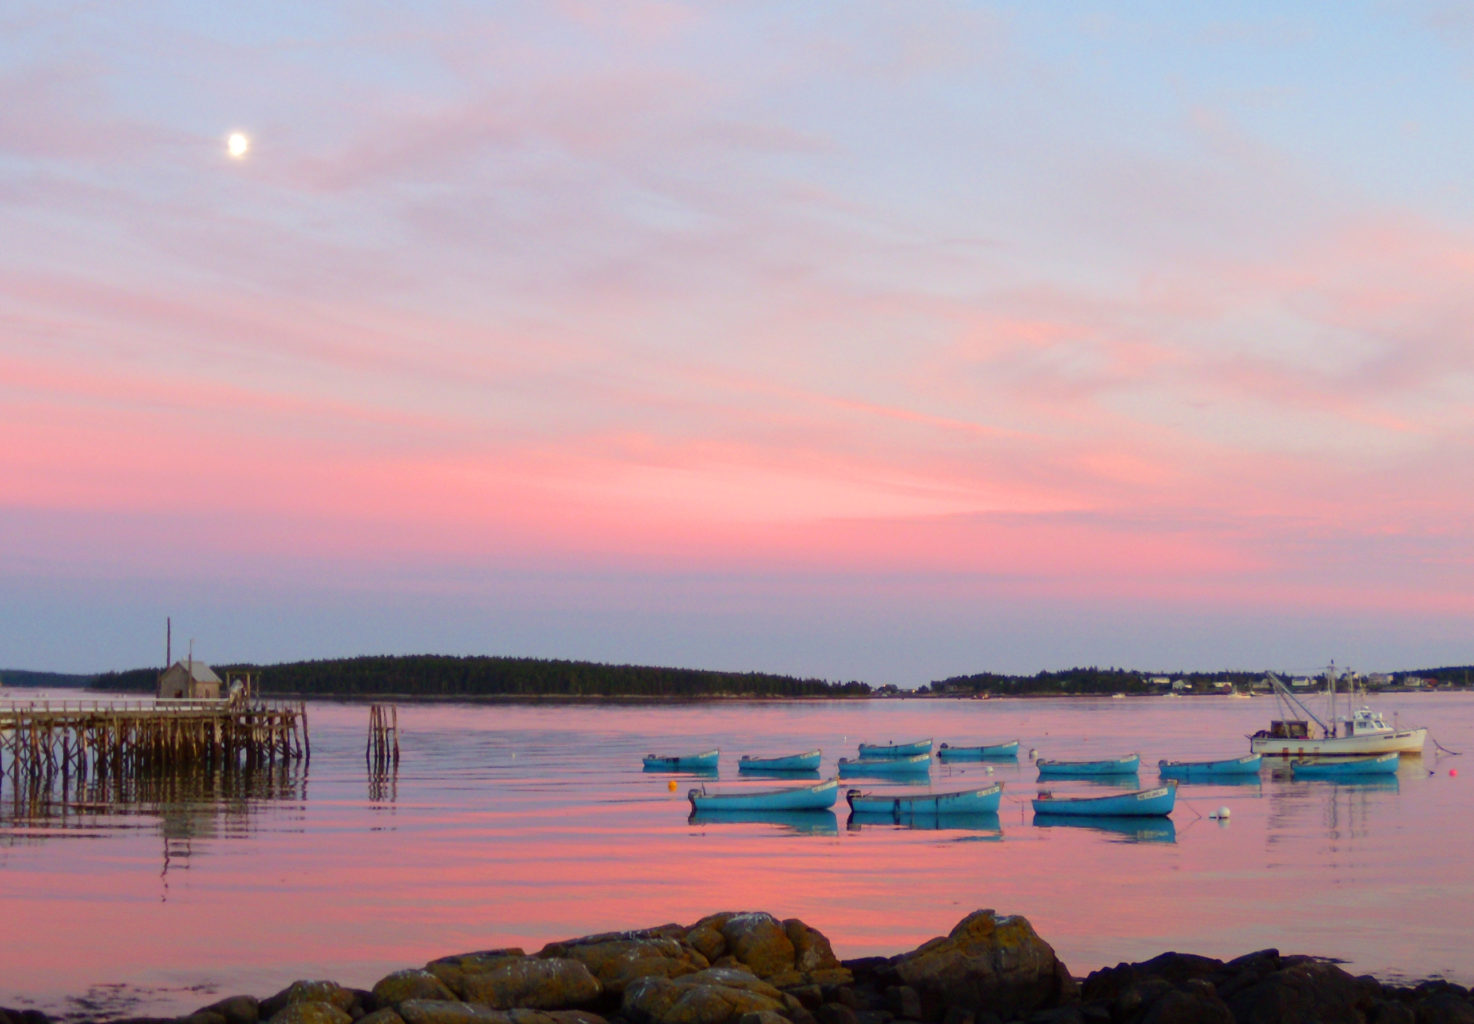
xmin=158 ymin=659 xmax=222 ymax=699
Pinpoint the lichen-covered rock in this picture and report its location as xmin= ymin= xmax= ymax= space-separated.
xmin=397 ymin=1001 xmax=512 ymax=1024
xmin=538 ymin=934 xmax=710 ymax=998
xmin=358 ymin=1009 xmax=408 ymax=1024
xmin=195 ymin=995 xmax=262 ymax=1024
xmin=458 ymin=958 xmax=602 ymax=1010
xmin=784 ymin=920 xmax=842 ymax=976
xmin=623 ymin=967 xmax=788 ymax=1024
xmin=882 ymin=909 xmax=1077 ymax=1020
xmin=720 ymin=914 xmax=796 ymax=980
xmin=373 ymin=969 xmax=458 ymax=1007
xmin=426 ymin=952 xmax=528 ymax=999
xmin=265 ymin=1002 xmax=354 ymax=1024
xmin=260 ymin=981 xmax=359 ymax=1021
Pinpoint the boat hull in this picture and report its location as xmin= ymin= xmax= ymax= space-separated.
xmin=845 ymin=782 xmax=1003 ymax=816
xmin=1251 ymin=729 xmax=1426 ymax=758
xmin=738 ymin=750 xmax=822 ymax=773
xmin=937 ymin=740 xmax=1019 ymax=760
xmin=643 ymin=750 xmax=719 ymax=771
xmin=856 ymin=738 xmax=933 ymax=758
xmin=1031 ymin=782 xmax=1176 ymax=817
xmin=1157 ymin=754 xmax=1261 ymax=779
xmin=1036 ymin=754 xmax=1141 ymax=778
xmin=838 ymin=753 xmax=931 ymax=777
xmin=1290 ymin=752 xmax=1400 ymax=778
xmin=687 ymin=778 xmax=840 ymax=812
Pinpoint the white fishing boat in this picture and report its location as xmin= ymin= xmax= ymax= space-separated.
xmin=1249 ymin=663 xmax=1425 ymax=758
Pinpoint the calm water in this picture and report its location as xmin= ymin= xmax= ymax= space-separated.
xmin=1 ymin=689 xmax=1470 ymax=1019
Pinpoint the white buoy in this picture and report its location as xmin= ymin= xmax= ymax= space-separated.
xmin=1210 ymin=805 xmax=1230 ymax=819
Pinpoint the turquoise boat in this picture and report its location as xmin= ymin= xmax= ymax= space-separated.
xmin=837 ymin=753 xmax=931 ymax=777
xmin=1290 ymin=752 xmax=1400 ymax=778
xmin=1031 ymin=781 xmax=1176 ymax=817
xmin=1157 ymin=754 xmax=1262 ymax=779
xmin=738 ymin=750 xmax=822 ymax=773
xmin=856 ymin=738 xmax=933 ymax=758
xmin=642 ymin=749 xmax=719 ymax=771
xmin=845 ymin=781 xmax=1003 ymax=816
xmin=687 ymin=777 xmax=839 ymax=812
xmin=937 ymin=740 xmax=1020 ymax=760
xmin=1035 ymin=753 xmax=1140 ymax=778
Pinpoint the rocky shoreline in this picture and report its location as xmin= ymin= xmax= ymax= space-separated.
xmin=4 ymin=910 xmax=1471 ymax=1024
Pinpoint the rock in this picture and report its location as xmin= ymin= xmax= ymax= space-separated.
xmin=623 ymin=967 xmax=788 ymax=1024
xmin=883 ymin=909 xmax=1077 ymax=1020
xmin=538 ymin=934 xmax=710 ymax=998
xmin=260 ymin=981 xmax=358 ymax=1021
xmin=459 ymin=959 xmax=602 ymax=1010
xmin=785 ymin=920 xmax=843 ymax=976
xmin=817 ymin=1004 xmax=860 ymax=1024
xmin=426 ymin=953 xmax=528 ymax=999
xmin=196 ymin=995 xmax=262 ymax=1024
xmin=358 ymin=1011 xmax=408 ymax=1024
xmin=373 ymin=969 xmax=458 ymax=1007
xmin=720 ymin=914 xmax=796 ymax=979
xmin=1136 ymin=984 xmax=1232 ymax=1024
xmin=179 ymin=1012 xmax=229 ymax=1024
xmin=1219 ymin=959 xmax=1377 ymax=1024
xmin=1413 ymin=991 xmax=1474 ymax=1024
xmin=265 ymin=1004 xmax=354 ymax=1024
xmin=396 ymin=1002 xmax=510 ymax=1024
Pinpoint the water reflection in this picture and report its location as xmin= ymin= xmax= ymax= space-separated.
xmin=1031 ymin=813 xmax=1177 ymax=844
xmin=846 ymin=811 xmax=1003 ymax=835
xmin=687 ymin=809 xmax=839 ymax=835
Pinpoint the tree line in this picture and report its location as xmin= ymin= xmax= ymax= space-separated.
xmin=91 ymin=654 xmax=873 ymax=699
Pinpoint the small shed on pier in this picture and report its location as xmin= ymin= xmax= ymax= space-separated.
xmin=158 ymin=659 xmax=223 ymax=699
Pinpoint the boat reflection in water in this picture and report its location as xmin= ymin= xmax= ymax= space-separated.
xmin=1031 ymin=813 xmax=1177 ymax=844
xmin=686 ymin=809 xmax=839 ymax=835
xmin=846 ymin=810 xmax=1003 ymax=837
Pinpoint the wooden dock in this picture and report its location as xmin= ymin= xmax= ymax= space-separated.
xmin=0 ymin=698 xmax=309 ymax=784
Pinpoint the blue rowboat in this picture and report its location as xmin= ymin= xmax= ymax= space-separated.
xmin=687 ymin=777 xmax=839 ymax=812
xmin=642 ymin=749 xmax=719 ymax=771
xmin=1031 ymin=781 xmax=1176 ymax=817
xmin=1290 ymin=752 xmax=1400 ymax=778
xmin=738 ymin=750 xmax=822 ymax=773
xmin=856 ymin=738 xmax=933 ymax=758
xmin=1036 ymin=753 xmax=1140 ymax=778
xmin=837 ymin=753 xmax=932 ymax=777
xmin=845 ymin=781 xmax=1003 ymax=816
xmin=937 ymin=740 xmax=1020 ymax=760
xmin=1157 ymin=754 xmax=1262 ymax=779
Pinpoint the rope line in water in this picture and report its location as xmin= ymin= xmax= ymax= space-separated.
xmin=1431 ymin=736 xmax=1461 ymax=755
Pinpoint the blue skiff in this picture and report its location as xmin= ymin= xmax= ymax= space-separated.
xmin=642 ymin=749 xmax=719 ymax=771
xmin=738 ymin=750 xmax=822 ymax=773
xmin=845 ymin=781 xmax=1003 ymax=816
xmin=937 ymin=740 xmax=1020 ymax=760
xmin=1290 ymin=752 xmax=1400 ymax=778
xmin=1157 ymin=754 xmax=1262 ymax=779
xmin=1031 ymin=781 xmax=1177 ymax=817
xmin=837 ymin=752 xmax=932 ymax=777
xmin=1036 ymin=753 xmax=1141 ymax=778
xmin=856 ymin=738 xmax=933 ymax=758
xmin=687 ymin=777 xmax=840 ymax=812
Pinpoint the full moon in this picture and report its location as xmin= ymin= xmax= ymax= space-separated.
xmin=227 ymin=132 xmax=250 ymax=159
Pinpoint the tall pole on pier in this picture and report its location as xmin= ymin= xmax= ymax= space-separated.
xmin=166 ymin=617 xmax=172 ymax=668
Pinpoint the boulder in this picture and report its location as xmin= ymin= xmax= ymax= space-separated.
xmin=879 ymin=909 xmax=1077 ymax=1021
xmin=265 ymin=1003 xmax=354 ymax=1024
xmin=623 ymin=967 xmax=789 ymax=1024
xmin=426 ymin=952 xmax=528 ymax=999
xmin=195 ymin=995 xmax=262 ymax=1024
xmin=1220 ymin=959 xmax=1379 ymax=1024
xmin=458 ymin=959 xmax=602 ymax=1010
xmin=358 ymin=1010 xmax=408 ymax=1024
xmin=538 ymin=933 xmax=710 ymax=998
xmin=260 ymin=981 xmax=359 ymax=1021
xmin=373 ymin=969 xmax=458 ymax=1007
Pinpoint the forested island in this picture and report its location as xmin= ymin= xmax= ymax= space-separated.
xmin=13 ymin=655 xmax=1463 ymax=699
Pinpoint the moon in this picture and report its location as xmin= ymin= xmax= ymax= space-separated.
xmin=227 ymin=132 xmax=250 ymax=159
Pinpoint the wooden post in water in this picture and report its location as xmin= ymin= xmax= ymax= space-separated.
xmin=366 ymin=704 xmax=400 ymax=772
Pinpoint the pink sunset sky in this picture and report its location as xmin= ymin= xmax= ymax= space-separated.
xmin=3 ymin=4 xmax=1473 ymax=683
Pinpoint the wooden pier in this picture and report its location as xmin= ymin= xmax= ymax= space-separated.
xmin=0 ymin=698 xmax=309 ymax=785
